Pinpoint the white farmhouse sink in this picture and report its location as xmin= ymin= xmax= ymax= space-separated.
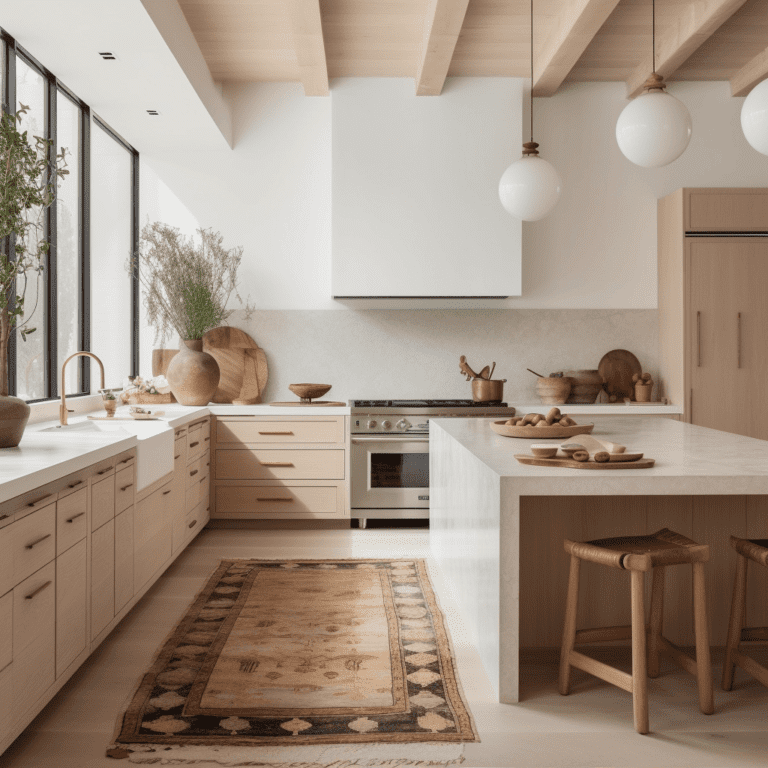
xmin=40 ymin=419 xmax=174 ymax=491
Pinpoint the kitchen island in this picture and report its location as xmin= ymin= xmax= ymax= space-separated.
xmin=429 ymin=416 xmax=768 ymax=704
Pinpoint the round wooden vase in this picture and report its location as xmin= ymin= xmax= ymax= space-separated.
xmin=0 ymin=395 xmax=31 ymax=448
xmin=166 ymin=340 xmax=220 ymax=406
xmin=536 ymin=376 xmax=573 ymax=405
xmin=564 ymin=370 xmax=604 ymax=404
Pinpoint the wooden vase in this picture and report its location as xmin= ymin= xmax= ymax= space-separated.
xmin=166 ymin=340 xmax=220 ymax=406
xmin=536 ymin=376 xmax=573 ymax=405
xmin=564 ymin=370 xmax=604 ymax=404
xmin=0 ymin=394 xmax=31 ymax=448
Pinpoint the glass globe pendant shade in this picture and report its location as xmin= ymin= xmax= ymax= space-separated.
xmin=499 ymin=143 xmax=562 ymax=221
xmin=616 ymin=79 xmax=692 ymax=168
xmin=741 ymin=79 xmax=768 ymax=156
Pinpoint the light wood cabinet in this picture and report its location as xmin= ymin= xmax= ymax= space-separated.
xmin=216 ymin=448 xmax=345 ymax=481
xmin=217 ymin=419 xmax=345 ymax=444
xmin=658 ymin=188 xmax=768 ymax=439
xmin=115 ymin=507 xmax=134 ymax=614
xmin=90 ymin=519 xmax=115 ymax=638
xmin=91 ymin=474 xmax=115 ymax=532
xmin=13 ymin=561 xmax=55 ymax=722
xmin=56 ymin=488 xmax=87 ymax=555
xmin=0 ymin=664 xmax=11 ymax=746
xmin=0 ymin=591 xmax=12 ymax=672
xmin=134 ymin=481 xmax=172 ymax=593
xmin=12 ymin=503 xmax=56 ymax=586
xmin=56 ymin=539 xmax=87 ymax=678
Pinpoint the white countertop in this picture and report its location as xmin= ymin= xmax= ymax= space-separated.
xmin=430 ymin=416 xmax=768 ymax=495
xmin=508 ymin=402 xmax=682 ymax=415
xmin=2 ymin=403 xmax=351 ymax=505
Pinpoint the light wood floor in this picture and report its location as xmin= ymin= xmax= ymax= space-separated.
xmin=2 ymin=527 xmax=767 ymax=767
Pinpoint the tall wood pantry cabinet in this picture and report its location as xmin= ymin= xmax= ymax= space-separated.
xmin=658 ymin=188 xmax=768 ymax=439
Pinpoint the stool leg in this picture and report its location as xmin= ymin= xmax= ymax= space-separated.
xmin=722 ymin=553 xmax=748 ymax=692
xmin=559 ymin=555 xmax=581 ymax=696
xmin=630 ymin=569 xmax=649 ymax=734
xmin=647 ymin=566 xmax=665 ymax=679
xmin=692 ymin=562 xmax=714 ymax=714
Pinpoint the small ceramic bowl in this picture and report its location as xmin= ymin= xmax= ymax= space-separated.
xmin=560 ymin=443 xmax=585 ymax=457
xmin=530 ymin=444 xmax=558 ymax=458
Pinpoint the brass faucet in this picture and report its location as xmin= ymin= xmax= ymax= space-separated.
xmin=60 ymin=352 xmax=106 ymax=426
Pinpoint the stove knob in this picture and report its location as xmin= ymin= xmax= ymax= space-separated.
xmin=367 ymin=419 xmax=377 ymax=429
xmin=381 ymin=420 xmax=392 ymax=430
xmin=396 ymin=419 xmax=410 ymax=431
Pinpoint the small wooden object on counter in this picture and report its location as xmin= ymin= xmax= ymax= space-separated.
xmin=599 ymin=350 xmax=642 ymax=402
xmin=564 ymin=370 xmax=604 ymax=404
xmin=633 ymin=372 xmax=654 ymax=402
xmin=536 ymin=376 xmax=573 ymax=405
xmin=490 ymin=419 xmax=594 ymax=439
xmin=559 ymin=528 xmax=713 ymax=734
xmin=472 ymin=378 xmax=506 ymax=402
xmin=203 ymin=327 xmax=268 ymax=405
xmin=572 ymin=450 xmax=589 ymax=462
xmin=722 ymin=536 xmax=768 ymax=691
xmin=515 ymin=454 xmax=655 ymax=469
xmin=288 ymin=383 xmax=332 ymax=402
xmin=531 ymin=444 xmax=558 ymax=458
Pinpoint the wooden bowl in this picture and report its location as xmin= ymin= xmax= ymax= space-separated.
xmin=490 ymin=420 xmax=595 ymax=439
xmin=536 ymin=376 xmax=573 ymax=405
xmin=531 ymin=444 xmax=558 ymax=458
xmin=288 ymin=383 xmax=332 ymax=402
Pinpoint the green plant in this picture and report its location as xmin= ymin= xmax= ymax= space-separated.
xmin=0 ymin=105 xmax=68 ymax=397
xmin=133 ymin=222 xmax=252 ymax=343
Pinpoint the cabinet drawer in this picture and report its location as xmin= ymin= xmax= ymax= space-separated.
xmin=57 ymin=487 xmax=87 ymax=555
xmin=217 ymin=419 xmax=344 ymax=445
xmin=185 ymin=499 xmax=208 ymax=542
xmin=188 ymin=424 xmax=204 ymax=460
xmin=91 ymin=474 xmax=115 ymax=532
xmin=13 ymin=504 xmax=56 ymax=587
xmin=186 ymin=456 xmax=203 ymax=490
xmin=13 ymin=561 xmax=55 ymax=721
xmin=56 ymin=539 xmax=87 ymax=678
xmin=216 ymin=449 xmax=345 ymax=480
xmin=687 ymin=190 xmax=768 ymax=231
xmin=216 ymin=485 xmax=339 ymax=515
xmin=0 ymin=590 xmax=12 ymax=671
xmin=115 ymin=466 xmax=135 ymax=514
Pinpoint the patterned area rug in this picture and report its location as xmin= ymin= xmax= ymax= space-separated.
xmin=109 ymin=559 xmax=478 ymax=766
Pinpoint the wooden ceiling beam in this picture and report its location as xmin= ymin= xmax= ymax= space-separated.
xmin=532 ymin=0 xmax=622 ymax=97
xmin=731 ymin=47 xmax=768 ymax=97
xmin=625 ymin=0 xmax=750 ymax=98
xmin=288 ymin=0 xmax=329 ymax=96
xmin=415 ymin=0 xmax=471 ymax=96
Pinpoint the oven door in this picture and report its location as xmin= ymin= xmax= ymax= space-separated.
xmin=351 ymin=435 xmax=430 ymax=509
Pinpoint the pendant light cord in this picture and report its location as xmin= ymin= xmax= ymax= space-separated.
xmin=652 ymin=0 xmax=656 ymax=74
xmin=530 ymin=0 xmax=534 ymax=142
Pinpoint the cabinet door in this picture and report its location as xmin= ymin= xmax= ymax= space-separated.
xmin=134 ymin=485 xmax=172 ymax=593
xmin=115 ymin=506 xmax=134 ymax=614
xmin=91 ymin=519 xmax=115 ymax=639
xmin=13 ymin=561 xmax=55 ymax=721
xmin=91 ymin=474 xmax=115 ymax=532
xmin=56 ymin=539 xmax=87 ymax=677
xmin=689 ymin=239 xmax=768 ymax=439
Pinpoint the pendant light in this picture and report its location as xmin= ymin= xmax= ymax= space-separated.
xmin=498 ymin=0 xmax=561 ymax=221
xmin=616 ymin=0 xmax=691 ymax=168
xmin=741 ymin=79 xmax=768 ymax=156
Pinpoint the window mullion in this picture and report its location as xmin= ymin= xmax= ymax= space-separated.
xmin=46 ymin=73 xmax=57 ymax=399
xmin=80 ymin=106 xmax=91 ymax=393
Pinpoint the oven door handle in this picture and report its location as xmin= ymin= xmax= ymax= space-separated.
xmin=351 ymin=436 xmax=429 ymax=443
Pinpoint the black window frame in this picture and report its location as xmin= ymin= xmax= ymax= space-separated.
xmin=1 ymin=27 xmax=139 ymax=402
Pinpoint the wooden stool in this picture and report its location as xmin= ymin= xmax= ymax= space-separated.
xmin=722 ymin=536 xmax=768 ymax=691
xmin=559 ymin=528 xmax=714 ymax=734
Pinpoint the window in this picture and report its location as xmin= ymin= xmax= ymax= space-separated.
xmin=0 ymin=29 xmax=139 ymax=402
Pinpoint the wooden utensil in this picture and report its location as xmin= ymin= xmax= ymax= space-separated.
xmin=490 ymin=420 xmax=594 ymax=439
xmin=527 ymin=368 xmax=544 ymax=377
xmin=478 ymin=365 xmax=491 ymax=380
xmin=598 ymin=350 xmax=642 ymax=402
xmin=203 ymin=327 xmax=268 ymax=405
xmin=515 ymin=454 xmax=655 ymax=470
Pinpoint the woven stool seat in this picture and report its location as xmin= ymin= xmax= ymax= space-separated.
xmin=723 ymin=536 xmax=768 ymax=691
xmin=560 ymin=527 xmax=714 ymax=734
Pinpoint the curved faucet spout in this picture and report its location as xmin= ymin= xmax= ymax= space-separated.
xmin=60 ymin=352 xmax=106 ymax=426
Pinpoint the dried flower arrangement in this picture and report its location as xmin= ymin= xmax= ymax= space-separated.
xmin=132 ymin=222 xmax=253 ymax=344
xmin=120 ymin=375 xmax=173 ymax=405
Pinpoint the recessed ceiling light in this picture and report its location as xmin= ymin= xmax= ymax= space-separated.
xmin=98 ymin=51 xmax=116 ymax=60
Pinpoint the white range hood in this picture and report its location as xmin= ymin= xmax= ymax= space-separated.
xmin=331 ymin=78 xmax=523 ymax=299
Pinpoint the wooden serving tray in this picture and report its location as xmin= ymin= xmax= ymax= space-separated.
xmin=490 ymin=420 xmax=594 ymax=439
xmin=515 ymin=454 xmax=655 ymax=469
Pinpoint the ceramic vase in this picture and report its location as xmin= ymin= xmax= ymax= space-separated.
xmin=0 ymin=395 xmax=31 ymax=448
xmin=166 ymin=340 xmax=220 ymax=406
xmin=564 ymin=370 xmax=604 ymax=404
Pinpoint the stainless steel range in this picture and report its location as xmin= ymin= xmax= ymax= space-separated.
xmin=349 ymin=399 xmax=516 ymax=527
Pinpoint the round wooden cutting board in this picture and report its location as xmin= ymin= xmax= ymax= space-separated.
xmin=202 ymin=327 xmax=269 ymax=405
xmin=598 ymin=349 xmax=641 ymax=402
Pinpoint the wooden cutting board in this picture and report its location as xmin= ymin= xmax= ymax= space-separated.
xmin=598 ymin=349 xmax=642 ymax=402
xmin=202 ymin=327 xmax=269 ymax=405
xmin=515 ymin=454 xmax=655 ymax=469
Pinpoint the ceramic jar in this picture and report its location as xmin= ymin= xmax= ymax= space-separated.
xmin=166 ymin=340 xmax=220 ymax=406
xmin=564 ymin=370 xmax=604 ymax=404
xmin=0 ymin=395 xmax=31 ymax=448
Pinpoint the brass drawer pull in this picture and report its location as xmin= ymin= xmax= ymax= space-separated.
xmin=26 ymin=533 xmax=52 ymax=550
xmin=188 ymin=520 xmax=197 ymax=529
xmin=117 ymin=458 xmax=133 ymax=467
xmin=259 ymin=431 xmax=294 ymax=436
xmin=68 ymin=480 xmax=83 ymax=489
xmin=163 ymin=490 xmax=172 ymax=496
xmin=190 ymin=469 xmax=199 ymax=477
xmin=27 ymin=494 xmax=54 ymax=508
xmin=189 ymin=441 xmax=200 ymax=448
xmin=97 ymin=466 xmax=114 ymax=475
xmin=66 ymin=512 xmax=85 ymax=523
xmin=120 ymin=483 xmax=134 ymax=492
xmin=204 ymin=436 xmax=210 ymax=442
xmin=257 ymin=497 xmax=293 ymax=502
xmin=25 ymin=581 xmax=52 ymax=600
xmin=0 ymin=514 xmax=9 ymax=521
xmin=260 ymin=462 xmax=294 ymax=467
xmin=174 ymin=454 xmax=181 ymax=459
